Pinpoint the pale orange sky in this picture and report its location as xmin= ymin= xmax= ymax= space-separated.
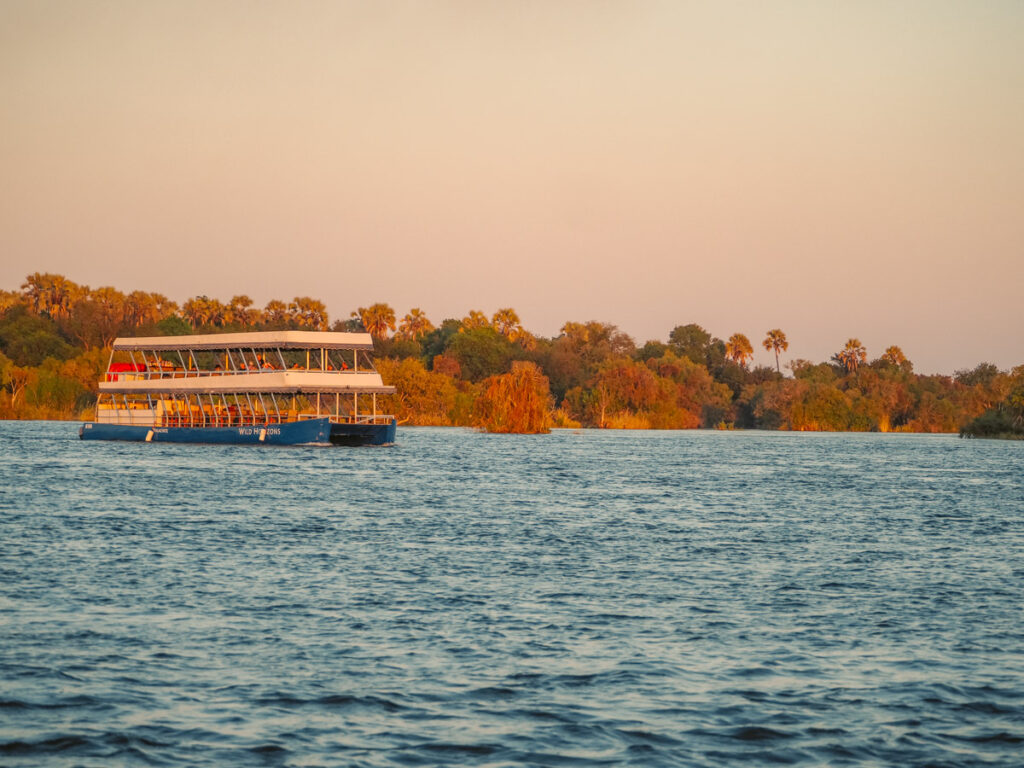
xmin=2 ymin=1 xmax=1022 ymax=374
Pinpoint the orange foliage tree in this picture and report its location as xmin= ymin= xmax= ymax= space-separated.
xmin=476 ymin=361 xmax=552 ymax=434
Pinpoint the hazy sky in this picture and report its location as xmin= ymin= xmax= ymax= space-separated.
xmin=2 ymin=1 xmax=1022 ymax=373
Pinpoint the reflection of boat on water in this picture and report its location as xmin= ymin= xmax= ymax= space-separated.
xmin=79 ymin=330 xmax=396 ymax=446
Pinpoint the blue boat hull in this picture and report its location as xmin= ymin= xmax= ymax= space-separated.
xmin=329 ymin=419 xmax=397 ymax=446
xmin=81 ymin=418 xmax=330 ymax=446
xmin=80 ymin=417 xmax=397 ymax=446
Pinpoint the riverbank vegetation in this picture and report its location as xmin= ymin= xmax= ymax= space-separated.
xmin=2 ymin=273 xmax=1021 ymax=435
xmin=960 ymin=375 xmax=1024 ymax=440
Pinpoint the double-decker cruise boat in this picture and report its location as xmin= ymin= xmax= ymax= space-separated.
xmin=79 ymin=330 xmax=396 ymax=446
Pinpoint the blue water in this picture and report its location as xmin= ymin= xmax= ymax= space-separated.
xmin=2 ymin=422 xmax=1023 ymax=766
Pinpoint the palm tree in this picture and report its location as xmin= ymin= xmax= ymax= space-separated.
xmin=833 ymin=338 xmax=867 ymax=374
xmin=151 ymin=293 xmax=178 ymax=320
xmin=290 ymin=297 xmax=329 ymax=330
xmin=227 ymin=295 xmax=257 ymax=326
xmin=491 ymin=307 xmax=535 ymax=348
xmin=461 ymin=309 xmax=489 ymax=331
xmin=182 ymin=296 xmax=213 ymax=328
xmin=398 ymin=308 xmax=434 ymax=339
xmin=762 ymin=329 xmax=789 ymax=373
xmin=0 ymin=289 xmax=23 ymax=316
xmin=124 ymin=291 xmax=160 ymax=327
xmin=21 ymin=273 xmax=83 ymax=319
xmin=725 ymin=333 xmax=753 ymax=368
xmin=352 ymin=303 xmax=396 ymax=338
xmin=881 ymin=345 xmax=908 ymax=367
xmin=206 ymin=298 xmax=228 ymax=327
xmin=263 ymin=299 xmax=289 ymax=326
xmin=491 ymin=308 xmax=521 ymax=338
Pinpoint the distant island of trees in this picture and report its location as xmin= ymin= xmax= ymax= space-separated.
xmin=1 ymin=272 xmax=1021 ymax=438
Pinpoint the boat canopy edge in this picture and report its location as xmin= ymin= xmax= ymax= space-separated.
xmin=112 ymin=330 xmax=376 ymax=351
xmin=99 ymin=382 xmax=396 ymax=395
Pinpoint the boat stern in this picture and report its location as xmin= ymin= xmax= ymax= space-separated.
xmin=329 ymin=418 xmax=396 ymax=446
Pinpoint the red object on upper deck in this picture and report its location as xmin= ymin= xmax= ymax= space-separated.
xmin=106 ymin=362 xmax=147 ymax=381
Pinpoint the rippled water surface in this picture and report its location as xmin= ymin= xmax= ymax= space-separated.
xmin=2 ymin=422 xmax=1023 ymax=766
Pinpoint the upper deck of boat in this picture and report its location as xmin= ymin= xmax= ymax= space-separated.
xmin=100 ymin=330 xmax=394 ymax=395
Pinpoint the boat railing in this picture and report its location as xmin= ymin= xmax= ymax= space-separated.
xmin=294 ymin=413 xmax=394 ymax=425
xmin=153 ymin=413 xmax=393 ymax=428
xmin=105 ymin=368 xmax=382 ymax=381
xmin=159 ymin=414 xmax=290 ymax=428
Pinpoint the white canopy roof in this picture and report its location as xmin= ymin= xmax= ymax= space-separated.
xmin=100 ymin=370 xmax=395 ymax=395
xmin=112 ymin=330 xmax=375 ymax=351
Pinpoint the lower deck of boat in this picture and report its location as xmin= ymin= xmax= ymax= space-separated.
xmin=79 ymin=417 xmax=396 ymax=446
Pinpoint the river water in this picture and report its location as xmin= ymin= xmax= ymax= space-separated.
xmin=1 ymin=421 xmax=1023 ymax=766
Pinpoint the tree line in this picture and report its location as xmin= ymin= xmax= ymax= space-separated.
xmin=1 ymin=272 xmax=1021 ymax=437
